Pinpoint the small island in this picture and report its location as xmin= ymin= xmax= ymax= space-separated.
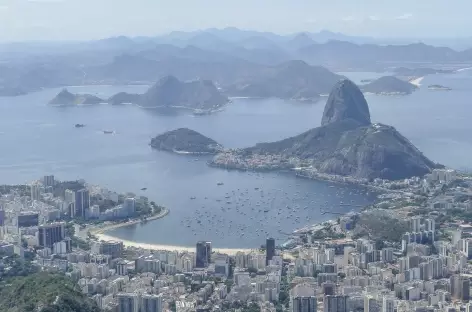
xmin=361 ymin=76 xmax=417 ymax=95
xmin=428 ymin=84 xmax=452 ymax=91
xmin=49 ymin=89 xmax=104 ymax=105
xmin=150 ymin=128 xmax=223 ymax=154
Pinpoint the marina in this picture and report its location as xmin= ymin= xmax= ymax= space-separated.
xmin=107 ymin=170 xmax=377 ymax=248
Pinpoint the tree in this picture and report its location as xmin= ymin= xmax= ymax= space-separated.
xmin=375 ymin=239 xmax=385 ymax=250
xmin=169 ymin=301 xmax=176 ymax=312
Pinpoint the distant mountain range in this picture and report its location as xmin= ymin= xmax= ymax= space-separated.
xmin=1 ymin=27 xmax=472 ymax=96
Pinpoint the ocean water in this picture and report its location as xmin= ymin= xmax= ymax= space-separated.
xmin=0 ymin=69 xmax=470 ymax=248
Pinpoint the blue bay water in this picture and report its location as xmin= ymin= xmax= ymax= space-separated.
xmin=0 ymin=70 xmax=470 ymax=248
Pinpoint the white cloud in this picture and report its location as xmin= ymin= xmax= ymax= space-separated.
xmin=395 ymin=13 xmax=413 ymax=20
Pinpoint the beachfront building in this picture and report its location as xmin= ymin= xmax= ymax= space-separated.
xmin=91 ymin=241 xmax=123 ymax=259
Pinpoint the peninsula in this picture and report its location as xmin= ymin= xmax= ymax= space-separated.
xmin=210 ymin=79 xmax=438 ymax=180
xmin=428 ymin=84 xmax=452 ymax=91
xmin=150 ymin=128 xmax=223 ymax=154
xmin=49 ymin=89 xmax=105 ymax=105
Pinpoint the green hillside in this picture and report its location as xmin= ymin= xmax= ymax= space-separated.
xmin=0 ymin=272 xmax=101 ymax=312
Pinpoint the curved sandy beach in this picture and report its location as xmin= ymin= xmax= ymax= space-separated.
xmin=409 ymin=76 xmax=425 ymax=87
xmin=89 ymin=207 xmax=254 ymax=255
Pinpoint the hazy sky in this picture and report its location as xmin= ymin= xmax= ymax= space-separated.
xmin=0 ymin=0 xmax=470 ymax=42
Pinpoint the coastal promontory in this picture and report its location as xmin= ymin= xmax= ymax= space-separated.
xmin=361 ymin=76 xmax=417 ymax=95
xmin=107 ymin=92 xmax=141 ymax=105
xmin=49 ymin=89 xmax=105 ymax=105
xmin=150 ymin=128 xmax=223 ymax=154
xmin=210 ymin=79 xmax=438 ymax=180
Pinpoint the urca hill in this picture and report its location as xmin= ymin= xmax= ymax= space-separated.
xmin=210 ymin=79 xmax=438 ymax=180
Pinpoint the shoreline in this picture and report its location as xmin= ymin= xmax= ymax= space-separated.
xmin=89 ymin=207 xmax=254 ymax=255
xmin=409 ymin=76 xmax=425 ymax=87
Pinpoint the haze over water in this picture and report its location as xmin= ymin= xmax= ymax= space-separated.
xmin=0 ymin=70 xmax=470 ymax=248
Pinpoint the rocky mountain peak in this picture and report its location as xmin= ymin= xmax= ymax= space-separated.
xmin=321 ymin=79 xmax=371 ymax=126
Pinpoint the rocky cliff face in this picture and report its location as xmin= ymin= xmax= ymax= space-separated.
xmin=321 ymin=79 xmax=371 ymax=126
xmin=213 ymin=79 xmax=437 ymax=180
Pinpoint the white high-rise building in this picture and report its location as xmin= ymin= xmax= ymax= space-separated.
xmin=382 ymin=297 xmax=394 ymax=312
xmin=425 ymin=219 xmax=435 ymax=232
xmin=364 ymin=295 xmax=379 ymax=312
xmin=123 ymin=198 xmax=136 ymax=216
xmin=410 ymin=217 xmax=421 ymax=232
xmin=30 ymin=182 xmax=43 ymax=201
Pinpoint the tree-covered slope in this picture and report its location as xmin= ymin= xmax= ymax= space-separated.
xmin=0 ymin=273 xmax=101 ymax=312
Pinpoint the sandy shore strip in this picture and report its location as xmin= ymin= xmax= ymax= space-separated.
xmin=409 ymin=76 xmax=425 ymax=87
xmin=89 ymin=207 xmax=254 ymax=255
xmin=94 ymin=232 xmax=254 ymax=255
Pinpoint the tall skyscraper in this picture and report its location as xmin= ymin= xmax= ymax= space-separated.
xmin=75 ymin=189 xmax=90 ymax=219
xmin=116 ymin=293 xmax=140 ymax=312
xmin=266 ymin=237 xmax=275 ymax=265
xmin=425 ymin=219 xmax=435 ymax=232
xmin=196 ymin=241 xmax=212 ymax=268
xmin=382 ymin=297 xmax=394 ymax=312
xmin=450 ymin=274 xmax=469 ymax=301
xmin=37 ymin=222 xmax=65 ymax=249
xmin=30 ymin=182 xmax=43 ymax=201
xmin=411 ymin=217 xmax=421 ymax=232
xmin=42 ymin=175 xmax=55 ymax=187
xmin=292 ymin=296 xmax=317 ymax=312
xmin=141 ymin=294 xmax=163 ymax=312
xmin=0 ymin=208 xmax=5 ymax=226
xmin=364 ymin=295 xmax=379 ymax=312
xmin=381 ymin=248 xmax=394 ymax=263
xmin=123 ymin=198 xmax=136 ymax=216
xmin=323 ymin=295 xmax=348 ymax=312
